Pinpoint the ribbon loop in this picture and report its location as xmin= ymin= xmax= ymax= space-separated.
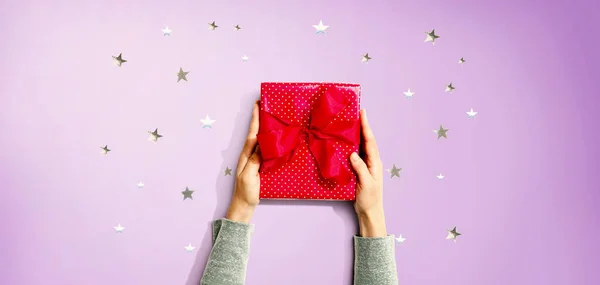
xmin=257 ymin=85 xmax=360 ymax=185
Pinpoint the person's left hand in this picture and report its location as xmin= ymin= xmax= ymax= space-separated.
xmin=226 ymin=101 xmax=261 ymax=223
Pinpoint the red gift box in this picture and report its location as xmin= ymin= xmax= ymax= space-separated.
xmin=257 ymin=82 xmax=361 ymax=200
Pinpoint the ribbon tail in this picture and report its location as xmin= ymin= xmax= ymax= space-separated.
xmin=307 ymin=135 xmax=353 ymax=185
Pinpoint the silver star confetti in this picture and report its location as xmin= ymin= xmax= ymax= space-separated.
xmin=112 ymin=53 xmax=127 ymax=67
xmin=446 ymin=226 xmax=461 ymax=243
xmin=201 ymin=115 xmax=216 ymax=128
xmin=445 ymin=83 xmax=455 ymax=93
xmin=177 ymin=67 xmax=189 ymax=82
xmin=395 ymin=234 xmax=406 ymax=244
xmin=467 ymin=108 xmax=478 ymax=118
xmin=434 ymin=125 xmax=449 ymax=139
xmin=148 ymin=128 xmax=163 ymax=142
xmin=234 ymin=25 xmax=241 ymax=31
xmin=241 ymin=54 xmax=249 ymax=62
xmin=209 ymin=21 xmax=218 ymax=30
xmin=361 ymin=53 xmax=372 ymax=63
xmin=458 ymin=57 xmax=466 ymax=64
xmin=162 ymin=26 xmax=172 ymax=36
xmin=182 ymin=186 xmax=194 ymax=200
xmin=313 ymin=20 xmax=329 ymax=34
xmin=386 ymin=164 xmax=402 ymax=179
xmin=101 ymin=145 xmax=110 ymax=155
xmin=137 ymin=181 xmax=145 ymax=188
xmin=424 ymin=29 xmax=439 ymax=45
xmin=114 ymin=224 xmax=125 ymax=233
xmin=224 ymin=167 xmax=232 ymax=176
xmin=437 ymin=173 xmax=444 ymax=180
xmin=185 ymin=243 xmax=196 ymax=252
xmin=403 ymin=88 xmax=415 ymax=98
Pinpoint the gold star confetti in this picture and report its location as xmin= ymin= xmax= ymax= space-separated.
xmin=234 ymin=25 xmax=241 ymax=31
xmin=182 ymin=186 xmax=194 ymax=200
xmin=459 ymin=57 xmax=466 ymax=64
xmin=209 ymin=21 xmax=218 ymax=30
xmin=446 ymin=226 xmax=461 ymax=243
xmin=101 ymin=145 xmax=110 ymax=155
xmin=177 ymin=67 xmax=189 ymax=82
xmin=386 ymin=164 xmax=402 ymax=179
xmin=148 ymin=128 xmax=163 ymax=142
xmin=424 ymin=29 xmax=440 ymax=45
xmin=112 ymin=53 xmax=127 ymax=66
xmin=361 ymin=53 xmax=372 ymax=63
xmin=445 ymin=83 xmax=455 ymax=93
xmin=434 ymin=125 xmax=449 ymax=139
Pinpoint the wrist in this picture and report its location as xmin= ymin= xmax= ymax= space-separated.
xmin=357 ymin=209 xmax=387 ymax=237
xmin=226 ymin=198 xmax=256 ymax=224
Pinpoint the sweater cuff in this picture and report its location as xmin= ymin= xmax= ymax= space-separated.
xmin=212 ymin=218 xmax=254 ymax=244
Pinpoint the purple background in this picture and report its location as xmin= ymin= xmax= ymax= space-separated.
xmin=1 ymin=0 xmax=599 ymax=284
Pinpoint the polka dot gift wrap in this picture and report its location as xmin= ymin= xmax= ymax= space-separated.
xmin=257 ymin=82 xmax=361 ymax=201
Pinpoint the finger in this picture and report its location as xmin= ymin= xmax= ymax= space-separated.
xmin=247 ymin=100 xmax=260 ymax=136
xmin=242 ymin=145 xmax=262 ymax=175
xmin=360 ymin=109 xmax=382 ymax=174
xmin=237 ymin=101 xmax=260 ymax=175
xmin=349 ymin=152 xmax=372 ymax=184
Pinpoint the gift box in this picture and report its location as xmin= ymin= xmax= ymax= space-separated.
xmin=257 ymin=82 xmax=361 ymax=200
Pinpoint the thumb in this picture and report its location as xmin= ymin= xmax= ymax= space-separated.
xmin=242 ymin=145 xmax=262 ymax=174
xmin=349 ymin=152 xmax=371 ymax=183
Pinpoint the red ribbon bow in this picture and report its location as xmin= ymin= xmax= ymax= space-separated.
xmin=257 ymin=86 xmax=360 ymax=186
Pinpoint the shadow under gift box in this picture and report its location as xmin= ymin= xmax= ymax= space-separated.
xmin=257 ymin=82 xmax=361 ymax=201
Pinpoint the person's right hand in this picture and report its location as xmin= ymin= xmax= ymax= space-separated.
xmin=349 ymin=109 xmax=388 ymax=237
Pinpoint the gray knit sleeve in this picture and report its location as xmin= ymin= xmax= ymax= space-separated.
xmin=200 ymin=219 xmax=254 ymax=285
xmin=353 ymin=235 xmax=399 ymax=285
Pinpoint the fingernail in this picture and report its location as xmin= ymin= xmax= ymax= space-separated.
xmin=350 ymin=152 xmax=359 ymax=161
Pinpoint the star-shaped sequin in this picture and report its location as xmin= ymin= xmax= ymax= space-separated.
xmin=224 ymin=167 xmax=232 ymax=176
xmin=185 ymin=243 xmax=196 ymax=252
xmin=137 ymin=181 xmax=145 ymax=188
xmin=101 ymin=145 xmax=110 ymax=155
xmin=112 ymin=53 xmax=127 ymax=67
xmin=446 ymin=226 xmax=461 ymax=243
xmin=467 ymin=108 xmax=478 ymax=118
xmin=395 ymin=234 xmax=406 ymax=244
xmin=234 ymin=25 xmax=241 ymax=31
xmin=437 ymin=173 xmax=444 ymax=180
xmin=148 ymin=128 xmax=163 ymax=142
xmin=403 ymin=88 xmax=415 ymax=98
xmin=361 ymin=53 xmax=372 ymax=63
xmin=162 ymin=26 xmax=172 ymax=36
xmin=313 ymin=20 xmax=329 ymax=34
xmin=114 ymin=224 xmax=125 ymax=233
xmin=177 ymin=67 xmax=189 ymax=82
xmin=201 ymin=115 xmax=216 ymax=128
xmin=459 ymin=57 xmax=466 ymax=64
xmin=445 ymin=83 xmax=455 ymax=93
xmin=386 ymin=164 xmax=402 ymax=179
xmin=208 ymin=21 xmax=218 ymax=30
xmin=241 ymin=54 xmax=249 ymax=62
xmin=425 ymin=29 xmax=440 ymax=45
xmin=182 ymin=186 xmax=194 ymax=200
xmin=434 ymin=125 xmax=449 ymax=139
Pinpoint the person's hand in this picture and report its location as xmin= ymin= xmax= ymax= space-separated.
xmin=226 ymin=101 xmax=262 ymax=223
xmin=349 ymin=109 xmax=388 ymax=237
